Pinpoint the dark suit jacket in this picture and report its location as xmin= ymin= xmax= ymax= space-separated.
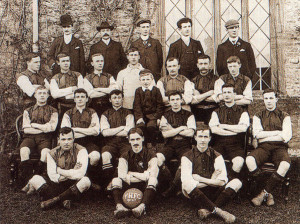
xmin=47 ymin=36 xmax=86 ymax=76
xmin=87 ymin=39 xmax=127 ymax=79
xmin=131 ymin=37 xmax=163 ymax=81
xmin=167 ymin=38 xmax=204 ymax=80
xmin=216 ymin=38 xmax=256 ymax=79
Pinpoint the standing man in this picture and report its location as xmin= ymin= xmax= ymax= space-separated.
xmin=112 ymin=128 xmax=159 ymax=218
xmin=191 ymin=55 xmax=218 ymax=124
xmin=181 ymin=124 xmax=241 ymax=223
xmin=246 ymin=89 xmax=292 ymax=206
xmin=209 ymin=84 xmax=250 ymax=180
xmin=216 ymin=19 xmax=256 ymax=79
xmin=87 ymin=21 xmax=127 ymax=79
xmin=22 ymin=127 xmax=91 ymax=210
xmin=48 ymin=14 xmax=85 ymax=76
xmin=131 ymin=19 xmax=163 ymax=82
xmin=167 ymin=17 xmax=204 ymax=80
xmin=16 ymin=52 xmax=50 ymax=108
xmin=19 ymin=86 xmax=58 ymax=188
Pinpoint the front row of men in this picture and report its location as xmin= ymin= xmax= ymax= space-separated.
xmin=19 ymin=85 xmax=292 ymax=222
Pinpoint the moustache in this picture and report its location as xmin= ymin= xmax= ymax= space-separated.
xmin=133 ymin=144 xmax=139 ymax=147
xmin=103 ymin=33 xmax=109 ymax=36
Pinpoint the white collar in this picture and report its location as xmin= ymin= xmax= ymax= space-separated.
xmin=64 ymin=34 xmax=72 ymax=44
xmin=229 ymin=37 xmax=239 ymax=44
xmin=181 ymin=36 xmax=191 ymax=46
xmin=102 ymin=38 xmax=111 ymax=45
xmin=127 ymin=63 xmax=143 ymax=70
xmin=141 ymin=35 xmax=149 ymax=41
xmin=142 ymin=85 xmax=154 ymax=91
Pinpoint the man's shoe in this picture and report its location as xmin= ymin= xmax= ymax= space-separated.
xmin=251 ymin=190 xmax=266 ymax=206
xmin=63 ymin=200 xmax=71 ymax=210
xmin=40 ymin=196 xmax=60 ymax=210
xmin=214 ymin=207 xmax=236 ymax=223
xmin=114 ymin=204 xmax=130 ymax=218
xmin=132 ymin=203 xmax=146 ymax=218
xmin=266 ymin=193 xmax=275 ymax=206
xmin=197 ymin=209 xmax=210 ymax=220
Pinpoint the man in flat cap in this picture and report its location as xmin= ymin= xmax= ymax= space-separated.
xmin=87 ymin=21 xmax=127 ymax=79
xmin=167 ymin=17 xmax=204 ymax=80
xmin=48 ymin=14 xmax=86 ymax=76
xmin=216 ymin=19 xmax=256 ymax=79
xmin=130 ymin=19 xmax=163 ymax=82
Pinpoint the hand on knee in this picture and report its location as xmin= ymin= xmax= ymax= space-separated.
xmin=77 ymin=176 xmax=91 ymax=192
xmin=232 ymin=157 xmax=244 ymax=173
xmin=40 ymin=148 xmax=50 ymax=162
xmin=89 ymin=151 xmax=101 ymax=166
xmin=226 ymin=178 xmax=242 ymax=192
xmin=277 ymin=161 xmax=290 ymax=177
xmin=245 ymin=156 xmax=257 ymax=172
xmin=20 ymin=147 xmax=30 ymax=161
xmin=102 ymin=152 xmax=112 ymax=165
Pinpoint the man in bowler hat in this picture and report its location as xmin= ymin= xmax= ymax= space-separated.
xmin=216 ymin=19 xmax=256 ymax=79
xmin=48 ymin=14 xmax=86 ymax=76
xmin=87 ymin=21 xmax=127 ymax=79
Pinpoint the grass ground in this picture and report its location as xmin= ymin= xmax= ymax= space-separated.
xmin=0 ymin=154 xmax=299 ymax=224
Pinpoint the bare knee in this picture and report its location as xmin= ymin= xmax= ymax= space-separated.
xmin=20 ymin=147 xmax=30 ymax=161
xmin=226 ymin=178 xmax=242 ymax=192
xmin=102 ymin=152 xmax=112 ymax=164
xmin=89 ymin=151 xmax=101 ymax=166
xmin=277 ymin=161 xmax=290 ymax=177
xmin=232 ymin=156 xmax=244 ymax=173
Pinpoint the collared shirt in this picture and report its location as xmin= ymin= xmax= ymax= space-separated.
xmin=23 ymin=104 xmax=58 ymax=133
xmin=100 ymin=107 xmax=134 ymax=133
xmin=102 ymin=38 xmax=111 ymax=46
xmin=181 ymin=36 xmax=191 ymax=46
xmin=253 ymin=108 xmax=292 ymax=143
xmin=140 ymin=35 xmax=149 ymax=41
xmin=141 ymin=85 xmax=154 ymax=91
xmin=50 ymin=71 xmax=84 ymax=99
xmin=61 ymin=107 xmax=100 ymax=138
xmin=209 ymin=104 xmax=250 ymax=135
xmin=47 ymin=143 xmax=88 ymax=183
xmin=83 ymin=72 xmax=117 ymax=97
xmin=157 ymin=74 xmax=193 ymax=104
xmin=117 ymin=63 xmax=149 ymax=109
xmin=181 ymin=146 xmax=228 ymax=194
xmin=214 ymin=73 xmax=253 ymax=101
xmin=229 ymin=37 xmax=239 ymax=45
xmin=64 ymin=34 xmax=72 ymax=44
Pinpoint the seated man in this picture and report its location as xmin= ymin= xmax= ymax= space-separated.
xmin=214 ymin=56 xmax=252 ymax=106
xmin=181 ymin=124 xmax=241 ymax=223
xmin=16 ymin=52 xmax=50 ymax=108
xmin=156 ymin=91 xmax=196 ymax=196
xmin=191 ymin=55 xmax=218 ymax=124
xmin=19 ymin=86 xmax=58 ymax=188
xmin=112 ymin=128 xmax=159 ymax=218
xmin=209 ymin=84 xmax=250 ymax=179
xmin=22 ymin=127 xmax=91 ymax=210
xmin=100 ymin=90 xmax=134 ymax=187
xmin=61 ymin=88 xmax=101 ymax=182
xmin=133 ymin=69 xmax=164 ymax=147
xmin=157 ymin=57 xmax=193 ymax=111
xmin=84 ymin=53 xmax=118 ymax=117
xmin=50 ymin=53 xmax=84 ymax=117
xmin=116 ymin=48 xmax=146 ymax=110
xmin=246 ymin=89 xmax=292 ymax=206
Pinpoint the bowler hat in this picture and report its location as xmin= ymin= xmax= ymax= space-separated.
xmin=97 ymin=21 xmax=114 ymax=31
xmin=225 ymin=19 xmax=239 ymax=29
xmin=136 ymin=19 xmax=151 ymax=27
xmin=60 ymin=14 xmax=73 ymax=27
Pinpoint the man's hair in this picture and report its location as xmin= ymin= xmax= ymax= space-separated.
xmin=56 ymin=53 xmax=70 ymax=61
xmin=109 ymin=89 xmax=123 ymax=98
xmin=263 ymin=88 xmax=277 ymax=97
xmin=74 ymin=88 xmax=88 ymax=98
xmin=177 ymin=17 xmax=192 ymax=29
xmin=195 ymin=122 xmax=211 ymax=136
xmin=168 ymin=90 xmax=182 ymax=100
xmin=126 ymin=47 xmax=140 ymax=55
xmin=127 ymin=127 xmax=144 ymax=138
xmin=139 ymin=69 xmax=153 ymax=78
xmin=91 ymin=53 xmax=104 ymax=60
xmin=166 ymin=57 xmax=179 ymax=65
xmin=25 ymin=52 xmax=40 ymax=63
xmin=197 ymin=54 xmax=211 ymax=62
xmin=59 ymin=127 xmax=74 ymax=138
xmin=35 ymin=85 xmax=49 ymax=94
xmin=222 ymin=83 xmax=235 ymax=92
xmin=226 ymin=56 xmax=241 ymax=64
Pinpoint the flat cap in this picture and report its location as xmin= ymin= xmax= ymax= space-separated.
xmin=225 ymin=19 xmax=239 ymax=28
xmin=136 ymin=19 xmax=151 ymax=27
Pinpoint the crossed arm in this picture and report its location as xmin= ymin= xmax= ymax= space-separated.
xmin=160 ymin=115 xmax=196 ymax=138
